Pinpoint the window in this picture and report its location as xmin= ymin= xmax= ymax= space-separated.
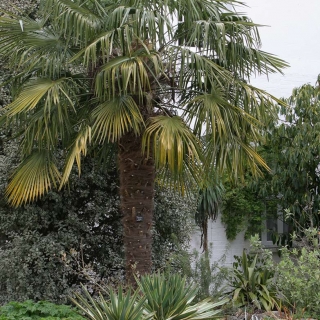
xmin=261 ymin=201 xmax=289 ymax=247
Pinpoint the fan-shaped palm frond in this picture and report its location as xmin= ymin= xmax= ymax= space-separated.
xmin=143 ymin=115 xmax=201 ymax=173
xmin=0 ymin=16 xmax=74 ymax=77
xmin=95 ymin=49 xmax=162 ymax=98
xmin=92 ymin=95 xmax=144 ymax=143
xmin=44 ymin=0 xmax=103 ymax=45
xmin=3 ymin=77 xmax=78 ymax=116
xmin=6 ymin=150 xmax=61 ymax=207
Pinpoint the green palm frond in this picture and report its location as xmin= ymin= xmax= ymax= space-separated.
xmin=2 ymin=77 xmax=77 ymax=117
xmin=6 ymin=150 xmax=61 ymax=207
xmin=225 ymin=45 xmax=288 ymax=78
xmin=174 ymin=5 xmax=288 ymax=79
xmin=0 ymin=15 xmax=38 ymax=51
xmin=92 ymin=96 xmax=144 ymax=143
xmin=166 ymin=47 xmax=232 ymax=92
xmin=70 ymin=30 xmax=117 ymax=68
xmin=44 ymin=0 xmax=103 ymax=45
xmin=143 ymin=115 xmax=201 ymax=173
xmin=60 ymin=124 xmax=92 ymax=188
xmin=95 ymin=49 xmax=162 ymax=98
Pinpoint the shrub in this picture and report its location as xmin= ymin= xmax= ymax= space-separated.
xmin=0 ymin=157 xmax=195 ymax=304
xmin=276 ymin=234 xmax=320 ymax=317
xmin=234 ymin=230 xmax=320 ymax=318
xmin=138 ymin=273 xmax=227 ymax=320
xmin=72 ymin=286 xmax=153 ymax=320
xmin=227 ymin=250 xmax=279 ymax=311
xmin=72 ymin=273 xmax=228 ymax=320
xmin=0 ymin=300 xmax=85 ymax=320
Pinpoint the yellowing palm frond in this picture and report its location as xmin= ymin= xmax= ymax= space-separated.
xmin=60 ymin=124 xmax=92 ymax=188
xmin=3 ymin=78 xmax=77 ymax=117
xmin=143 ymin=115 xmax=201 ymax=173
xmin=6 ymin=151 xmax=61 ymax=207
xmin=92 ymin=96 xmax=144 ymax=143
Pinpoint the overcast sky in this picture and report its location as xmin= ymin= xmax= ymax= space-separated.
xmin=243 ymin=0 xmax=320 ymax=99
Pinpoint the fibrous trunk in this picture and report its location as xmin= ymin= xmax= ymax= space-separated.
xmin=119 ymin=132 xmax=155 ymax=284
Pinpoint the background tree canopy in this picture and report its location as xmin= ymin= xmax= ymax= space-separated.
xmin=221 ymin=75 xmax=320 ymax=240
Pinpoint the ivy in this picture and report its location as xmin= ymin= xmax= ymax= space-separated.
xmin=221 ymin=177 xmax=265 ymax=240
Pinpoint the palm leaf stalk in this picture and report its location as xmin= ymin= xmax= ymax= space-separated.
xmin=0 ymin=0 xmax=288 ymax=282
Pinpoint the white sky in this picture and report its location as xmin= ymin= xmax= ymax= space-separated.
xmin=243 ymin=0 xmax=320 ymax=99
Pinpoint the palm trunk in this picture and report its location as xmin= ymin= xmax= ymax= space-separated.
xmin=201 ymin=218 xmax=208 ymax=253
xmin=119 ymin=131 xmax=155 ymax=284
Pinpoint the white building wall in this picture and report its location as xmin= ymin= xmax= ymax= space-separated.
xmin=190 ymin=214 xmax=250 ymax=267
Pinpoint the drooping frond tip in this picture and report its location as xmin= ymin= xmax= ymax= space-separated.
xmin=6 ymin=151 xmax=61 ymax=207
xmin=143 ymin=115 xmax=202 ymax=171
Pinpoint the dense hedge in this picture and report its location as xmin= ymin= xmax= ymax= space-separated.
xmin=0 ymin=155 xmax=195 ymax=304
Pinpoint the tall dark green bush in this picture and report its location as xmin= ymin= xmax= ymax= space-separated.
xmin=0 ymin=155 xmax=194 ymax=304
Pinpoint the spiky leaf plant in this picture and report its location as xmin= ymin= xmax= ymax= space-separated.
xmin=137 ymin=272 xmax=228 ymax=319
xmin=71 ymin=285 xmax=154 ymax=320
xmin=228 ymin=251 xmax=279 ymax=311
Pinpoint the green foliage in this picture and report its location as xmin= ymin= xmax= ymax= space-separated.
xmin=0 ymin=159 xmax=123 ymax=304
xmin=186 ymin=248 xmax=230 ymax=302
xmin=72 ymin=273 xmax=227 ymax=320
xmin=0 ymin=300 xmax=85 ymax=320
xmin=275 ymin=223 xmax=320 ymax=318
xmin=138 ymin=273 xmax=227 ymax=320
xmin=221 ymin=179 xmax=266 ymax=240
xmin=220 ymin=76 xmax=320 ymax=241
xmin=152 ymin=189 xmax=195 ymax=271
xmin=0 ymin=153 xmax=194 ymax=304
xmin=228 ymin=251 xmax=279 ymax=311
xmin=258 ymin=76 xmax=320 ymax=231
xmin=72 ymin=286 xmax=153 ymax=320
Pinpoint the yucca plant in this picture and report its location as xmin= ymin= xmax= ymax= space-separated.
xmin=228 ymin=251 xmax=279 ymax=311
xmin=71 ymin=285 xmax=154 ymax=320
xmin=137 ymin=272 xmax=228 ymax=319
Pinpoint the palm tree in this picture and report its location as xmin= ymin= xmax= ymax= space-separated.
xmin=0 ymin=0 xmax=287 ymax=282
